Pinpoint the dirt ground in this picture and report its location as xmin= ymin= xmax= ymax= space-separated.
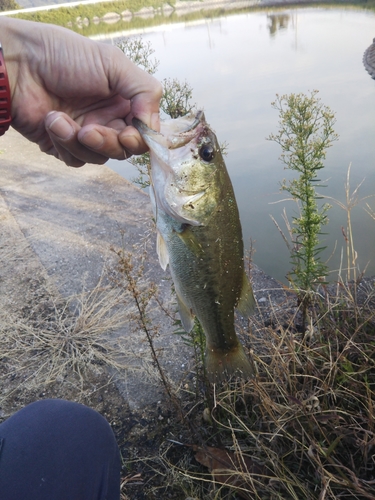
xmin=0 ymin=129 xmax=296 ymax=499
xmin=0 ymin=183 xmax=294 ymax=498
xmin=2 ymin=151 xmax=374 ymax=498
xmin=0 ymin=231 xmax=186 ymax=499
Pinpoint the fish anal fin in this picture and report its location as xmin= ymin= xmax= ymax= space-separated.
xmin=176 ymin=292 xmax=195 ymax=333
xmin=156 ymin=231 xmax=169 ymax=271
xmin=236 ymin=272 xmax=256 ymax=318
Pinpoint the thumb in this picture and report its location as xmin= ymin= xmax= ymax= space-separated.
xmin=108 ymin=47 xmax=162 ymax=131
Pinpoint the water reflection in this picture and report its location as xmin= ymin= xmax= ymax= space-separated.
xmin=267 ymin=13 xmax=290 ymax=36
xmin=107 ymin=7 xmax=375 ymax=283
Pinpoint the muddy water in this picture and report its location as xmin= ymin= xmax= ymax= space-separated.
xmin=108 ymin=7 xmax=375 ymax=283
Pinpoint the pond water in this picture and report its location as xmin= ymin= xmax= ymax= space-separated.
xmin=106 ymin=6 xmax=375 ymax=283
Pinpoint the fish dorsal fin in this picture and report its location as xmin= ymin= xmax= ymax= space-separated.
xmin=156 ymin=231 xmax=169 ymax=271
xmin=176 ymin=291 xmax=195 ymax=333
xmin=236 ymin=272 xmax=256 ymax=317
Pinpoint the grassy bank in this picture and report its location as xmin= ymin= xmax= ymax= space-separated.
xmin=8 ymin=0 xmax=375 ymax=37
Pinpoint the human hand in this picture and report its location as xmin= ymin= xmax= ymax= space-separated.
xmin=1 ymin=17 xmax=162 ymax=167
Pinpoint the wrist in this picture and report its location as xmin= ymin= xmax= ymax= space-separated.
xmin=0 ymin=17 xmax=25 ymax=99
xmin=0 ymin=43 xmax=12 ymax=135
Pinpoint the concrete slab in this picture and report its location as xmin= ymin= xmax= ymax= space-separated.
xmin=0 ymin=129 xmax=193 ymax=409
xmin=0 ymin=130 xmax=152 ymax=292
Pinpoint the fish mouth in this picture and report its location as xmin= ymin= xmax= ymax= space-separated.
xmin=132 ymin=117 xmax=160 ymax=139
xmin=132 ymin=111 xmax=205 ymax=149
xmin=133 ymin=111 xmax=207 ymax=227
xmin=178 ymin=110 xmax=204 ymax=133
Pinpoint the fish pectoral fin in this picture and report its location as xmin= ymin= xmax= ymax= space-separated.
xmin=236 ymin=272 xmax=256 ymax=317
xmin=175 ymin=227 xmax=205 ymax=257
xmin=156 ymin=231 xmax=169 ymax=271
xmin=163 ymin=202 xmax=202 ymax=227
xmin=164 ymin=191 xmax=206 ymax=227
xmin=176 ymin=292 xmax=195 ymax=333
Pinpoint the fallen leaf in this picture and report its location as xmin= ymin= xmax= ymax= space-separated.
xmin=193 ymin=445 xmax=266 ymax=499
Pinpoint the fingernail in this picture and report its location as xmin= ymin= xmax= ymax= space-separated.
xmin=80 ymin=130 xmax=104 ymax=150
xmin=48 ymin=116 xmax=74 ymax=140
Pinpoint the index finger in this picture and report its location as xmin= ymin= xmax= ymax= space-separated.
xmin=120 ymin=83 xmax=162 ymax=154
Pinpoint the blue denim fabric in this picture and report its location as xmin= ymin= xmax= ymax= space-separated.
xmin=0 ymin=399 xmax=120 ymax=500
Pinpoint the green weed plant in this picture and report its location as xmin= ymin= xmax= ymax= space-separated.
xmin=268 ymin=90 xmax=338 ymax=328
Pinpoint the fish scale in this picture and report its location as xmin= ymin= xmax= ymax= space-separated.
xmin=133 ymin=112 xmax=255 ymax=382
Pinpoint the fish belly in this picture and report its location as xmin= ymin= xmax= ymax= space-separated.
xmin=158 ymin=210 xmax=254 ymax=382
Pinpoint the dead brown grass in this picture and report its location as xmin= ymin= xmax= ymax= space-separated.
xmin=160 ymin=281 xmax=375 ymax=499
xmin=0 ymin=278 xmax=133 ymax=401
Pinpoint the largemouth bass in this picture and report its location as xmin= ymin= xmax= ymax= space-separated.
xmin=133 ymin=111 xmax=255 ymax=382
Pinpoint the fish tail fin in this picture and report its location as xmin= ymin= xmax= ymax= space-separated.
xmin=205 ymin=343 xmax=254 ymax=383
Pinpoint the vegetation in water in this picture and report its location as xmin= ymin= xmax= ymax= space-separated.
xmin=268 ymin=90 xmax=338 ymax=329
xmin=9 ymin=0 xmax=375 ymax=39
xmin=117 ymin=37 xmax=196 ymax=191
xmin=0 ymin=0 xmax=19 ymax=10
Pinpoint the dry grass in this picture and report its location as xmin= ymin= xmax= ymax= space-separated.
xmin=156 ymin=280 xmax=375 ymax=499
xmin=2 ymin=232 xmax=374 ymax=500
xmin=0 ymin=223 xmax=171 ymax=411
xmin=1 ymin=252 xmax=374 ymax=499
xmin=0 ymin=276 xmax=134 ymax=405
xmin=113 ymin=179 xmax=375 ymax=499
xmin=2 ymin=183 xmax=375 ymax=499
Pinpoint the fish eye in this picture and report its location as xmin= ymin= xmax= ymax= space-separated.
xmin=199 ymin=144 xmax=215 ymax=162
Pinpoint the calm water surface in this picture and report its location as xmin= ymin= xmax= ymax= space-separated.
xmin=107 ymin=7 xmax=375 ymax=283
